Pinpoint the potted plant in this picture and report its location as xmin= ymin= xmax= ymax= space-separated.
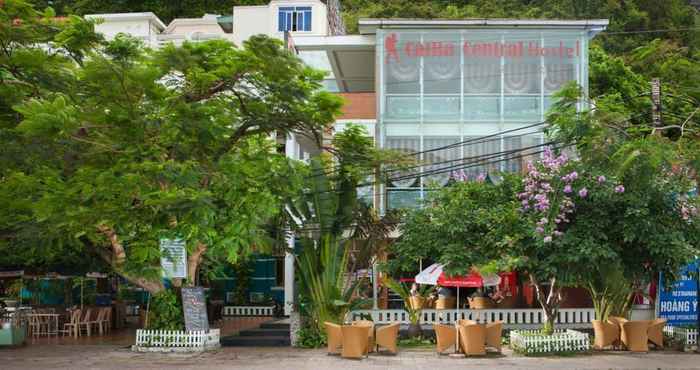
xmin=383 ymin=277 xmax=430 ymax=338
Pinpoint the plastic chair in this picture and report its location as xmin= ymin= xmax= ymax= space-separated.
xmin=485 ymin=321 xmax=503 ymax=352
xmin=434 ymin=323 xmax=457 ymax=354
xmin=593 ymin=320 xmax=620 ymax=350
xmin=324 ymin=322 xmax=342 ymax=355
xmin=60 ymin=309 xmax=81 ymax=338
xmin=621 ymin=320 xmax=649 ymax=352
xmin=375 ymin=323 xmax=400 ymax=354
xmin=341 ymin=325 xmax=370 ymax=359
xmin=78 ymin=308 xmax=93 ymax=337
xmin=647 ymin=318 xmax=667 ymax=349
xmin=458 ymin=323 xmax=486 ymax=356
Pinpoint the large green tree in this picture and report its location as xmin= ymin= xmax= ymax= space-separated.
xmin=0 ymin=1 xmax=342 ymax=295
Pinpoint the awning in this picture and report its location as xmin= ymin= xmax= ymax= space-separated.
xmin=414 ymin=263 xmax=502 ymax=287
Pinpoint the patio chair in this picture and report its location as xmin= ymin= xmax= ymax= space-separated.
xmin=341 ymin=325 xmax=370 ymax=359
xmin=458 ymin=323 xmax=486 ymax=356
xmin=608 ymin=316 xmax=627 ymax=327
xmin=92 ymin=308 xmax=107 ymax=335
xmin=592 ymin=320 xmax=620 ymax=350
xmin=375 ymin=323 xmax=400 ymax=354
xmin=485 ymin=321 xmax=503 ymax=353
xmin=647 ymin=318 xmax=667 ymax=349
xmin=467 ymin=297 xmax=494 ymax=309
xmin=101 ymin=307 xmax=112 ymax=334
xmin=621 ymin=320 xmax=649 ymax=352
xmin=78 ymin=308 xmax=93 ymax=337
xmin=408 ymin=296 xmax=425 ymax=310
xmin=324 ymin=322 xmax=342 ymax=355
xmin=434 ymin=323 xmax=456 ymax=354
xmin=455 ymin=319 xmax=476 ymax=326
xmin=435 ymin=297 xmax=456 ymax=309
xmin=59 ymin=309 xmax=81 ymax=338
xmin=352 ymin=320 xmax=375 ymax=352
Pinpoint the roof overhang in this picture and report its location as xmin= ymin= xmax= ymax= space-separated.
xmin=294 ymin=35 xmax=376 ymax=93
xmin=85 ymin=12 xmax=167 ymax=31
xmin=359 ymin=18 xmax=609 ymax=37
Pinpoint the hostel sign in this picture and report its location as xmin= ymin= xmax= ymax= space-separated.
xmin=385 ymin=32 xmax=581 ymax=63
xmin=658 ymin=260 xmax=698 ymax=326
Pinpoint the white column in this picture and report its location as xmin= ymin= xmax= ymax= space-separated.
xmin=372 ymin=259 xmax=378 ymax=310
xmin=284 ymin=233 xmax=295 ymax=316
xmin=284 ymin=133 xmax=297 ymax=316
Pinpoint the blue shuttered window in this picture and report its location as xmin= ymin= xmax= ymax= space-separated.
xmin=278 ymin=6 xmax=312 ymax=32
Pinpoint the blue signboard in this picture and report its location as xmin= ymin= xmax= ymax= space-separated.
xmin=658 ymin=260 xmax=698 ymax=326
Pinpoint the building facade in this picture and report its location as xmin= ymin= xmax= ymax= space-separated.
xmin=84 ymin=4 xmax=608 ymax=314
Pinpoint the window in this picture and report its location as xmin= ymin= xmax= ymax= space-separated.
xmin=278 ymin=6 xmax=312 ymax=32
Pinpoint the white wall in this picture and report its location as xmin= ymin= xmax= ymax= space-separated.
xmin=232 ymin=6 xmax=270 ymax=45
xmin=94 ymin=20 xmax=154 ymax=41
xmin=233 ymin=0 xmax=328 ymax=45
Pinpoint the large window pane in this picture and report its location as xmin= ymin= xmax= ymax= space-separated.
xmin=423 ymin=137 xmax=460 ymax=186
xmin=424 ymin=96 xmax=460 ymax=122
xmin=463 ymin=34 xmax=501 ymax=94
xmin=385 ymin=136 xmax=420 ymax=188
xmin=385 ymin=96 xmax=420 ymax=121
xmin=504 ymin=37 xmax=540 ymax=94
xmin=424 ymin=34 xmax=460 ymax=94
xmin=504 ymin=96 xmax=540 ymax=121
xmin=463 ymin=96 xmax=500 ymax=121
xmin=543 ymin=38 xmax=579 ymax=94
xmin=385 ymin=33 xmax=420 ymax=94
xmin=459 ymin=135 xmax=500 ymax=179
xmin=387 ymin=189 xmax=421 ymax=210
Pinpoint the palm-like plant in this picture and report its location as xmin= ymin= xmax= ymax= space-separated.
xmin=382 ymin=277 xmax=431 ymax=337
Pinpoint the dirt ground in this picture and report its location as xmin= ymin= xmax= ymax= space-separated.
xmin=2 ymin=343 xmax=699 ymax=370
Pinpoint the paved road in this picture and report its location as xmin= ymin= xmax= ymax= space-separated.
xmin=1 ymin=345 xmax=699 ymax=370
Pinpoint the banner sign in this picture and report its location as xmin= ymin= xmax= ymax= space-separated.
xmin=160 ymin=239 xmax=187 ymax=278
xmin=658 ymin=260 xmax=698 ymax=326
xmin=182 ymin=286 xmax=209 ymax=332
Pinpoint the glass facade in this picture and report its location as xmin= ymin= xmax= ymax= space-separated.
xmin=377 ymin=29 xmax=589 ymax=210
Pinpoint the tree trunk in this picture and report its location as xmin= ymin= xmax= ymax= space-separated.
xmin=187 ymin=242 xmax=207 ymax=286
xmin=93 ymin=225 xmax=165 ymax=295
xmin=530 ymin=275 xmax=563 ymax=335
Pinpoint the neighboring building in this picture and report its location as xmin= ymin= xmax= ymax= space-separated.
xmin=85 ymin=12 xmax=166 ymax=46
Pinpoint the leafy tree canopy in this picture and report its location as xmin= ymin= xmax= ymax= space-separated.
xmin=0 ymin=1 xmax=342 ymax=293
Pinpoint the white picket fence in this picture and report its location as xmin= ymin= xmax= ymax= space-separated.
xmin=132 ymin=329 xmax=220 ymax=352
xmin=664 ymin=326 xmax=698 ymax=351
xmin=222 ymin=306 xmax=274 ymax=317
xmin=349 ymin=308 xmax=596 ymax=329
xmin=510 ymin=329 xmax=590 ymax=354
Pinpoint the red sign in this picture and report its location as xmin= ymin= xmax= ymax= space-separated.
xmin=385 ymin=33 xmax=580 ymax=63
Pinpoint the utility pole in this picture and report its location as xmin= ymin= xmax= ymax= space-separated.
xmin=651 ymin=78 xmax=662 ymax=133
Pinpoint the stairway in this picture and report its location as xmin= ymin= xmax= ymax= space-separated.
xmin=220 ymin=319 xmax=291 ymax=347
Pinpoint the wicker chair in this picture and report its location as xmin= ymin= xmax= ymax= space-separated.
xmin=458 ymin=323 xmax=486 ymax=356
xmin=434 ymin=323 xmax=457 ymax=354
xmin=621 ymin=320 xmax=649 ymax=352
xmin=435 ymin=297 xmax=456 ymax=309
xmin=324 ymin=322 xmax=342 ymax=354
xmin=341 ymin=325 xmax=370 ymax=359
xmin=408 ymin=296 xmax=425 ymax=310
xmin=485 ymin=321 xmax=503 ymax=353
xmin=375 ymin=323 xmax=400 ymax=354
xmin=352 ymin=320 xmax=375 ymax=352
xmin=647 ymin=318 xmax=667 ymax=349
xmin=467 ymin=297 xmax=494 ymax=309
xmin=592 ymin=320 xmax=620 ymax=350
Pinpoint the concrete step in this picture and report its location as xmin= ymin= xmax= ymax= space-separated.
xmin=220 ymin=335 xmax=291 ymax=347
xmin=238 ymin=328 xmax=289 ymax=337
xmin=259 ymin=321 xmax=290 ymax=330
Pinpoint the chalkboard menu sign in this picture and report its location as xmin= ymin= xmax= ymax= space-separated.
xmin=181 ymin=287 xmax=209 ymax=332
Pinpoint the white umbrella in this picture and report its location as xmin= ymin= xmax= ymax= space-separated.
xmin=415 ymin=263 xmax=443 ymax=285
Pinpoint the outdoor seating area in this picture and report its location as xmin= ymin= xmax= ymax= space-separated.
xmin=23 ymin=306 xmax=113 ymax=338
xmin=434 ymin=320 xmax=503 ymax=356
xmin=325 ymin=321 xmax=400 ymax=359
xmin=593 ymin=317 xmax=668 ymax=352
